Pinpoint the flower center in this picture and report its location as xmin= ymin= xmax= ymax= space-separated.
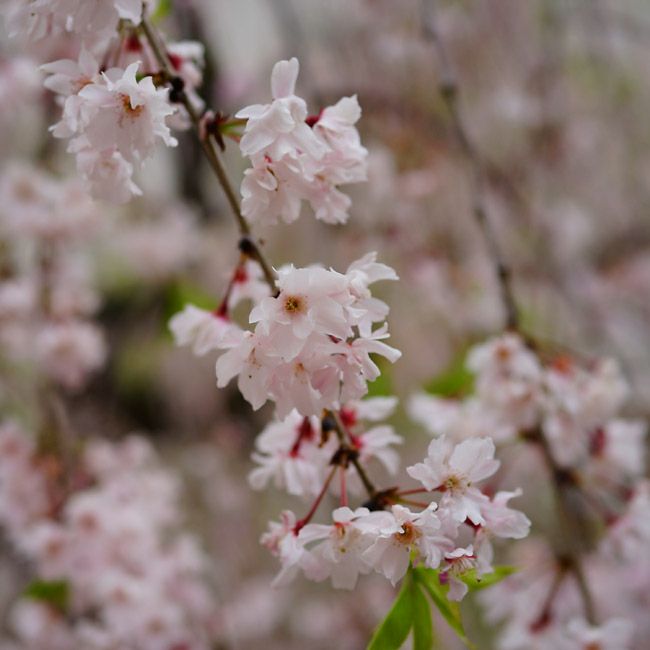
xmin=495 ymin=344 xmax=512 ymax=362
xmin=444 ymin=474 xmax=466 ymax=492
xmin=447 ymin=553 xmax=475 ymax=575
xmin=120 ymin=94 xmax=144 ymax=117
xmin=283 ymin=294 xmax=305 ymax=314
xmin=394 ymin=522 xmax=420 ymax=546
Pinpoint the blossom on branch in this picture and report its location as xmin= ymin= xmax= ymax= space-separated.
xmin=237 ymin=58 xmax=368 ymax=225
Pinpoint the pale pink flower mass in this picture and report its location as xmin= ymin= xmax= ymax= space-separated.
xmin=1 ymin=4 xmax=648 ymax=649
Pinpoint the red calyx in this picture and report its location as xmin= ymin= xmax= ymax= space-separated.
xmin=290 ymin=417 xmax=315 ymax=458
xmin=339 ymin=406 xmax=357 ymax=429
xmin=168 ymin=52 xmax=183 ymax=71
xmin=529 ymin=610 xmax=552 ymax=633
xmin=233 ymin=266 xmax=248 ymax=284
xmin=550 ymin=355 xmax=574 ymax=375
xmin=305 ymin=109 xmax=323 ymax=128
xmin=125 ymin=34 xmax=142 ymax=52
xmin=589 ymin=427 xmax=607 ymax=457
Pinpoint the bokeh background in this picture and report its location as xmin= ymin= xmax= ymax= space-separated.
xmin=2 ymin=1 xmax=650 ymax=648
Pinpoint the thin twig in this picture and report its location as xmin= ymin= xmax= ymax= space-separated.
xmin=421 ymin=1 xmax=597 ymax=624
xmin=140 ymin=16 xmax=277 ymax=292
xmin=295 ymin=465 xmax=338 ymax=531
xmin=532 ymin=429 xmax=598 ymax=624
xmin=420 ymin=0 xmax=519 ymax=332
xmin=327 ymin=410 xmax=378 ymax=499
xmin=141 ymin=16 xmax=388 ymax=503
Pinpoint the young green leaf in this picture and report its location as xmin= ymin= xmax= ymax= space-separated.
xmin=411 ymin=581 xmax=434 ymax=650
xmin=460 ymin=565 xmax=517 ymax=591
xmin=150 ymin=0 xmax=173 ymax=23
xmin=367 ymin=577 xmax=414 ymax=650
xmin=413 ymin=568 xmax=474 ymax=649
xmin=23 ymin=579 xmax=70 ymax=611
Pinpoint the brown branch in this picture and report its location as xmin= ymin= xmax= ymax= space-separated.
xmin=529 ymin=428 xmax=598 ymax=625
xmin=140 ymin=16 xmax=277 ymax=293
xmin=421 ymin=0 xmax=597 ymax=624
xmin=141 ymin=16 xmax=389 ymax=504
xmin=420 ymin=0 xmax=520 ymax=333
xmin=328 ymin=410 xmax=378 ymax=499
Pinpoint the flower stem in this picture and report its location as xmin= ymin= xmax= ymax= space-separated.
xmin=339 ymin=466 xmax=348 ymax=507
xmin=326 ymin=410 xmax=378 ymax=499
xmin=295 ymin=465 xmax=338 ymax=532
xmin=397 ymin=487 xmax=429 ymax=497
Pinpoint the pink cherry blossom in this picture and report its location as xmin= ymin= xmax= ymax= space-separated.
xmin=298 ymin=507 xmax=374 ymax=590
xmin=361 ymin=504 xmax=454 ymax=586
xmin=170 ymin=305 xmax=244 ymax=356
xmin=407 ymin=436 xmax=500 ymax=524
xmin=236 ymin=58 xmax=367 ymax=225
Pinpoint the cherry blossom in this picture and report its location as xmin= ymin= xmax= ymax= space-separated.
xmin=439 ymin=546 xmax=477 ymax=601
xmin=562 ymin=617 xmax=634 ymax=650
xmin=237 ymin=58 xmax=367 ymax=225
xmin=407 ymin=436 xmax=500 ymax=524
xmin=35 ymin=320 xmax=106 ymax=390
xmin=170 ymin=305 xmax=244 ymax=357
xmin=215 ymin=256 xmax=400 ymax=416
xmin=0 ymin=432 xmax=218 ymax=649
xmin=248 ymin=411 xmax=336 ymax=498
xmin=6 ymin=0 xmax=146 ymax=42
xmin=46 ymin=61 xmax=177 ymax=203
xmin=361 ymin=504 xmax=454 ymax=586
xmin=474 ymin=489 xmax=531 ymax=574
xmin=261 ymin=510 xmax=323 ymax=588
xmin=298 ymin=507 xmax=374 ymax=589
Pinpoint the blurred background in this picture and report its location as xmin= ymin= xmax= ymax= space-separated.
xmin=1 ymin=1 xmax=650 ymax=648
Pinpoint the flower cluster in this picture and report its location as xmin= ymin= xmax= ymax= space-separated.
xmin=249 ymin=397 xmax=402 ymax=498
xmin=408 ymin=333 xmax=647 ymax=648
xmin=262 ymin=432 xmax=529 ymax=599
xmin=11 ymin=4 xmax=206 ymax=204
xmin=0 ymin=163 xmax=105 ymax=390
xmin=0 ymin=422 xmax=218 ymax=650
xmin=172 ymin=253 xmax=401 ymax=417
xmin=5 ymin=0 xmax=145 ymax=43
xmin=238 ymin=58 xmax=368 ymax=225
xmin=479 ymin=539 xmax=638 ymax=650
xmin=43 ymin=55 xmax=177 ymax=203
xmin=409 ymin=333 xmax=646 ymax=473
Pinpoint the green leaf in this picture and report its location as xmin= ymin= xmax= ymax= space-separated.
xmin=23 ymin=580 xmax=69 ymax=611
xmin=367 ymin=577 xmax=414 ymax=650
xmin=411 ymin=582 xmax=434 ymax=650
xmin=413 ymin=568 xmax=474 ymax=649
xmin=460 ymin=565 xmax=517 ymax=591
xmin=424 ymin=353 xmax=474 ymax=398
xmin=150 ymin=0 xmax=172 ymax=23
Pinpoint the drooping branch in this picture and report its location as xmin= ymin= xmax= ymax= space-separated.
xmin=420 ymin=0 xmax=520 ymax=333
xmin=421 ymin=0 xmax=598 ymax=625
xmin=140 ymin=15 xmax=391 ymax=503
xmin=140 ymin=15 xmax=277 ymax=293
